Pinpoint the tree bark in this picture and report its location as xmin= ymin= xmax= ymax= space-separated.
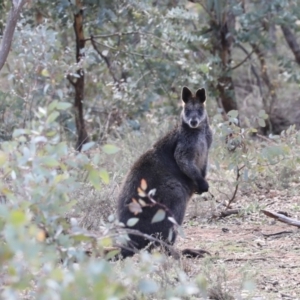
xmin=68 ymin=5 xmax=89 ymax=151
xmin=281 ymin=25 xmax=300 ymax=65
xmin=213 ymin=11 xmax=238 ymax=113
xmin=0 ymin=0 xmax=28 ymax=71
xmin=251 ymin=43 xmax=277 ymax=110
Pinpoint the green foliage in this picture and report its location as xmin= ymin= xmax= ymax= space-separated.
xmin=2 ymin=0 xmax=300 ymax=140
xmin=0 ymin=101 xmax=215 ymax=299
xmin=1 ymin=0 xmax=300 ymax=298
xmin=0 ymin=103 xmax=125 ymax=297
xmin=210 ymin=110 xmax=300 ymax=209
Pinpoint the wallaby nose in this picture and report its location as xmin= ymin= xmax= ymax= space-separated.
xmin=190 ymin=120 xmax=198 ymax=127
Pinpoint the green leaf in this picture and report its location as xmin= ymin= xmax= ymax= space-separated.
xmin=258 ymin=110 xmax=266 ymax=118
xmin=167 ymin=229 xmax=173 ymax=242
xmin=92 ymin=153 xmax=101 ymax=165
xmin=12 ymin=129 xmax=30 ymax=138
xmin=177 ymin=225 xmax=186 ymax=238
xmin=46 ymin=111 xmax=59 ymax=124
xmin=128 ymin=201 xmax=142 ymax=215
xmin=48 ymin=100 xmax=58 ymax=112
xmin=56 ymin=102 xmax=72 ymax=110
xmin=227 ymin=110 xmax=238 ymax=118
xmin=88 ymin=168 xmax=101 ymax=190
xmin=56 ymin=89 xmax=63 ymax=100
xmin=72 ymin=234 xmax=94 ymax=243
xmin=10 ymin=210 xmax=26 ymax=226
xmin=98 ymin=237 xmax=113 ymax=247
xmin=151 ymin=209 xmax=166 ymax=223
xmin=99 ymin=169 xmax=110 ymax=184
xmin=199 ymin=64 xmax=209 ymax=73
xmin=39 ymin=157 xmax=60 ymax=167
xmin=41 ymin=68 xmax=50 ymax=77
xmin=258 ymin=118 xmax=266 ymax=127
xmin=55 ymin=142 xmax=68 ymax=156
xmin=105 ymin=249 xmax=120 ymax=260
xmin=81 ymin=142 xmax=95 ymax=152
xmin=102 ymin=144 xmax=120 ymax=154
xmin=167 ymin=216 xmax=178 ymax=225
xmin=127 ymin=218 xmax=139 ymax=227
xmin=0 ymin=151 xmax=7 ymax=166
xmin=138 ymin=279 xmax=159 ymax=294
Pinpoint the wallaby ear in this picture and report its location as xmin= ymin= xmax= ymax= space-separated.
xmin=196 ymin=88 xmax=206 ymax=103
xmin=181 ymin=86 xmax=192 ymax=103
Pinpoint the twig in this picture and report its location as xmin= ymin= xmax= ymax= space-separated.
xmin=116 ymin=228 xmax=180 ymax=258
xmin=262 ymin=230 xmax=294 ymax=238
xmin=66 ymin=74 xmax=76 ymax=87
xmin=91 ymin=38 xmax=155 ymax=58
xmin=86 ymin=30 xmax=180 ymax=52
xmin=236 ymin=44 xmax=264 ymax=104
xmin=90 ymin=35 xmax=119 ymax=85
xmin=255 ymin=133 xmax=278 ymax=143
xmin=218 ymin=209 xmax=240 ymax=219
xmin=261 ymin=210 xmax=300 ymax=228
xmin=224 ymin=257 xmax=267 ymax=262
xmin=230 ymin=50 xmax=254 ymax=71
xmin=226 ymin=165 xmax=245 ymax=209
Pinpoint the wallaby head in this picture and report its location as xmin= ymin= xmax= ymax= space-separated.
xmin=181 ymin=86 xmax=207 ymax=129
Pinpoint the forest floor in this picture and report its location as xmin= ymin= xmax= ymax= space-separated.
xmin=177 ymin=187 xmax=300 ymax=299
xmin=79 ymin=124 xmax=300 ymax=299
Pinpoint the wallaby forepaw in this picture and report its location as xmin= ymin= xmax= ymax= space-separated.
xmin=196 ymin=179 xmax=209 ymax=194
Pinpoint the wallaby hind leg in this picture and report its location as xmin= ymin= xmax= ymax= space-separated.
xmin=118 ymin=202 xmax=177 ymax=258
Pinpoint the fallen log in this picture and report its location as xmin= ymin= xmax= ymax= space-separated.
xmin=261 ymin=210 xmax=300 ymax=228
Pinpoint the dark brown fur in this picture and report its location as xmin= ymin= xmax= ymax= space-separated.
xmin=117 ymin=87 xmax=213 ymax=258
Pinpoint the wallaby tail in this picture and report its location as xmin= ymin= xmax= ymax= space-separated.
xmin=181 ymin=248 xmax=211 ymax=258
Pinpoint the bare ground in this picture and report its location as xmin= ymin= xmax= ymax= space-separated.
xmin=176 ymin=187 xmax=300 ymax=299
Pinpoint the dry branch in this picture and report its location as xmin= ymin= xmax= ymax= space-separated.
xmin=218 ymin=209 xmax=240 ymax=219
xmin=262 ymin=230 xmax=294 ymax=238
xmin=90 ymin=35 xmax=119 ymax=85
xmin=225 ymin=165 xmax=245 ymax=209
xmin=224 ymin=257 xmax=266 ymax=262
xmin=261 ymin=210 xmax=300 ymax=228
xmin=230 ymin=50 xmax=254 ymax=71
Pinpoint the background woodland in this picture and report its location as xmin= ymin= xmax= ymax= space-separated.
xmin=0 ymin=0 xmax=300 ymax=299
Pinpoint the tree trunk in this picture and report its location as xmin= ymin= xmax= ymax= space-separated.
xmin=281 ymin=25 xmax=300 ymax=65
xmin=213 ymin=11 xmax=238 ymax=114
xmin=251 ymin=43 xmax=277 ymax=110
xmin=0 ymin=0 xmax=28 ymax=72
xmin=68 ymin=5 xmax=89 ymax=151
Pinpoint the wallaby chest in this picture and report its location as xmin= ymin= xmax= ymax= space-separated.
xmin=194 ymin=134 xmax=208 ymax=167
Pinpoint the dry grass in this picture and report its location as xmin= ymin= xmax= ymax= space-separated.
xmin=68 ymin=115 xmax=300 ymax=299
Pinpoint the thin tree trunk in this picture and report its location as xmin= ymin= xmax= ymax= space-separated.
xmin=215 ymin=11 xmax=238 ymax=113
xmin=0 ymin=0 xmax=28 ymax=71
xmin=251 ymin=43 xmax=277 ymax=113
xmin=281 ymin=25 xmax=300 ymax=65
xmin=68 ymin=4 xmax=89 ymax=151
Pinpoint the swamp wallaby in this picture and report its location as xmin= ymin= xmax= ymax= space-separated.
xmin=117 ymin=86 xmax=213 ymax=258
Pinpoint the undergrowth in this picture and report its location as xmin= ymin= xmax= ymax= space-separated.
xmin=0 ymin=103 xmax=299 ymax=299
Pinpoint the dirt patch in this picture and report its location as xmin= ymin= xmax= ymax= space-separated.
xmin=176 ymin=188 xmax=300 ymax=299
